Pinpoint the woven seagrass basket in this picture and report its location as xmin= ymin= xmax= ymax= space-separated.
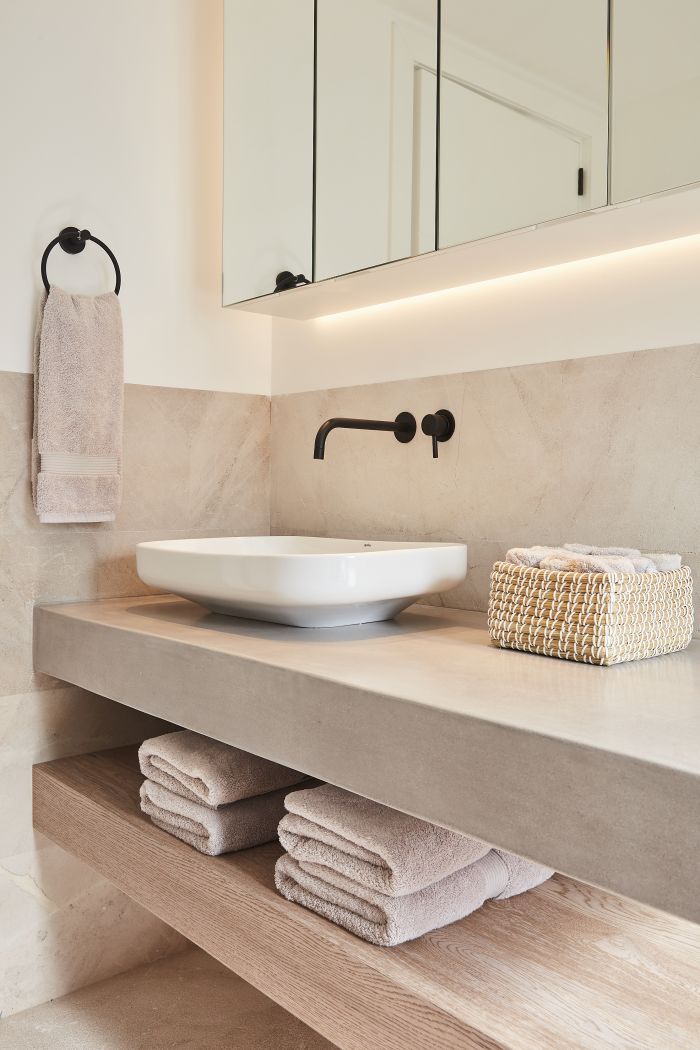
xmin=488 ymin=561 xmax=694 ymax=665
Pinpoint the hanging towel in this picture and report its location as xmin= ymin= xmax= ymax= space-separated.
xmin=275 ymin=849 xmax=553 ymax=947
xmin=140 ymin=778 xmax=294 ymax=856
xmin=32 ymin=287 xmax=123 ymax=522
xmin=138 ymin=730 xmax=308 ymax=808
xmin=278 ymin=783 xmax=492 ymax=896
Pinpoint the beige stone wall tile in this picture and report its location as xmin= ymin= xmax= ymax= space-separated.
xmin=0 ymin=686 xmax=172 ymax=859
xmin=0 ymin=372 xmax=271 ymax=1013
xmin=0 ymin=841 xmax=186 ymax=1017
xmin=271 ymin=345 xmax=700 ymax=633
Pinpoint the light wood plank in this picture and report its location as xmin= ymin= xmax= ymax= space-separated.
xmin=33 ymin=748 xmax=700 ymax=1050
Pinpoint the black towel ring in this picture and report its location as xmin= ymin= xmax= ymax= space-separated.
xmin=41 ymin=226 xmax=121 ymax=295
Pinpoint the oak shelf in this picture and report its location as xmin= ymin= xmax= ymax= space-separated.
xmin=33 ymin=747 xmax=700 ymax=1050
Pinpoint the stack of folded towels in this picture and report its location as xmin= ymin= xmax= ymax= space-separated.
xmin=275 ymin=784 xmax=554 ymax=946
xmin=506 ymin=542 xmax=681 ymax=574
xmin=138 ymin=730 xmax=310 ymax=856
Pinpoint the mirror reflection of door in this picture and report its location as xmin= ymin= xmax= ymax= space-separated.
xmin=315 ymin=0 xmax=439 ymax=283
xmin=611 ymin=0 xmax=700 ymax=203
xmin=439 ymin=1 xmax=609 ymax=249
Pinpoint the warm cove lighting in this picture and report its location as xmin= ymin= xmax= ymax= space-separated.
xmin=314 ymin=231 xmax=700 ymax=324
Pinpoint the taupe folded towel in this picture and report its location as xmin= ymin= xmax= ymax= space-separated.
xmin=140 ymin=778 xmax=290 ymax=856
xmin=32 ymin=287 xmax=123 ymax=523
xmin=275 ymin=849 xmax=553 ymax=946
xmin=278 ymin=784 xmax=492 ymax=895
xmin=139 ymin=731 xmax=306 ymax=808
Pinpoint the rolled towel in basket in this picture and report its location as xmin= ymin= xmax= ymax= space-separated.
xmin=275 ymin=849 xmax=553 ymax=947
xmin=645 ymin=552 xmax=682 ymax=571
xmin=563 ymin=544 xmax=659 ymax=573
xmin=564 ymin=543 xmax=641 ymax=558
xmin=139 ymin=730 xmax=306 ymax=807
xmin=507 ymin=544 xmax=681 ymax=574
xmin=140 ymin=778 xmax=293 ymax=856
xmin=540 ymin=552 xmax=638 ymax=574
xmin=505 ymin=545 xmax=568 ymax=568
xmin=278 ymin=783 xmax=492 ymax=896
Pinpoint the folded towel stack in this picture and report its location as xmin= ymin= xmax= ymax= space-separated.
xmin=506 ymin=543 xmax=681 ymax=574
xmin=274 ymin=784 xmax=553 ymax=946
xmin=138 ymin=730 xmax=310 ymax=856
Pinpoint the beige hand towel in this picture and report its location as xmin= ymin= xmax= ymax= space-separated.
xmin=32 ymin=287 xmax=123 ymax=523
xmin=275 ymin=849 xmax=553 ymax=946
xmin=279 ymin=784 xmax=491 ymax=896
xmin=139 ymin=731 xmax=307 ymax=808
xmin=140 ymin=778 xmax=292 ymax=856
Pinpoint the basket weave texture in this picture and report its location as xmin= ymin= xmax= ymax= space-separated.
xmin=487 ymin=561 xmax=694 ymax=665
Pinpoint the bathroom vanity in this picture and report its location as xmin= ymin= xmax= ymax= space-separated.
xmin=32 ymin=595 xmax=700 ymax=1049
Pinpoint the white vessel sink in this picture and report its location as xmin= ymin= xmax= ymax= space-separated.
xmin=136 ymin=536 xmax=467 ymax=628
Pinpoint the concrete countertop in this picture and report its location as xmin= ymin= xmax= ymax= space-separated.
xmin=34 ymin=595 xmax=700 ymax=923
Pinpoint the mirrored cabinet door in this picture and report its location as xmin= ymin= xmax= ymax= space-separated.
xmin=315 ymin=0 xmax=438 ymax=283
xmin=611 ymin=0 xmax=700 ymax=203
xmin=439 ymin=1 xmax=609 ymax=250
xmin=223 ymin=0 xmax=314 ymax=305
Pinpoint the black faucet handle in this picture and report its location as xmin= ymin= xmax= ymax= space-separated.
xmin=421 ymin=409 xmax=456 ymax=458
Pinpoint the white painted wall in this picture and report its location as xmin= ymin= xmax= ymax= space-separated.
xmin=270 ymin=231 xmax=700 ymax=393
xmin=0 ymin=0 xmax=271 ymax=394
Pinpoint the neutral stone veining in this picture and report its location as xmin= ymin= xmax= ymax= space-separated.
xmin=0 ymin=370 xmax=271 ymax=1015
xmin=270 ymin=344 xmax=700 ymax=633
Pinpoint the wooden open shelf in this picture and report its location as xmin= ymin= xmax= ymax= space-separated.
xmin=33 ymin=748 xmax=700 ymax=1050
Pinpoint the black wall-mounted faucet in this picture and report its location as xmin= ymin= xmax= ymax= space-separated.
xmin=421 ymin=410 xmax=456 ymax=458
xmin=313 ymin=413 xmax=416 ymax=460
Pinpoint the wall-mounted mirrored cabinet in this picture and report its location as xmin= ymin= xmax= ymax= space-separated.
xmin=223 ymin=1 xmax=700 ymax=309
xmin=223 ymin=0 xmax=314 ymax=305
xmin=611 ymin=0 xmax=700 ymax=203
xmin=315 ymin=0 xmax=438 ymax=282
xmin=439 ymin=0 xmax=608 ymax=249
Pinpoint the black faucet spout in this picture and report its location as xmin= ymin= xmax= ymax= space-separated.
xmin=313 ymin=413 xmax=416 ymax=459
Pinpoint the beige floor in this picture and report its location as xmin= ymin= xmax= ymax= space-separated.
xmin=1 ymin=948 xmax=335 ymax=1050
